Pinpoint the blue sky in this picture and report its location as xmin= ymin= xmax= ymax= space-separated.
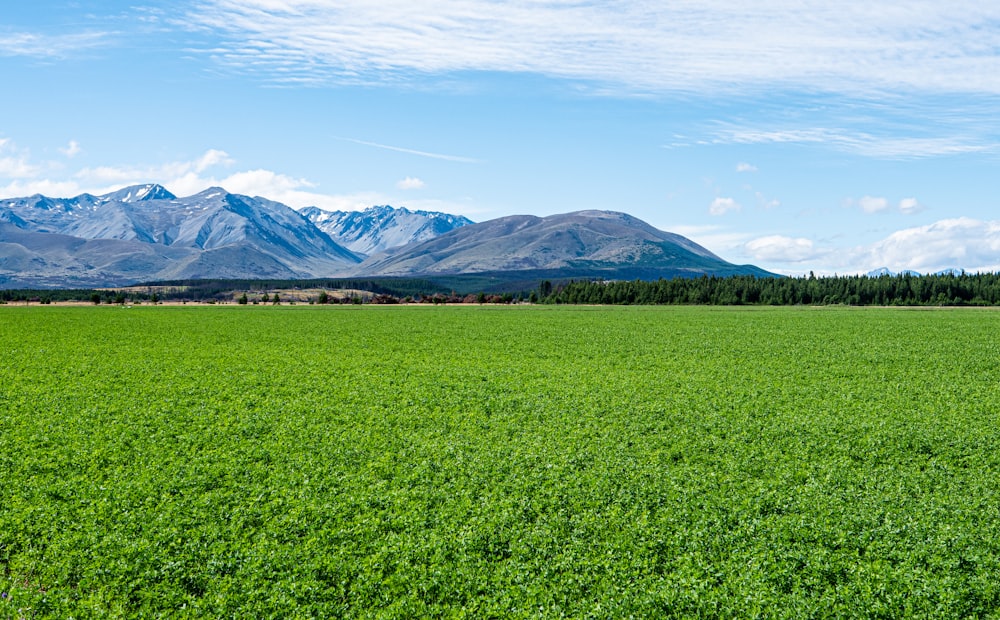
xmin=3 ymin=1 xmax=1000 ymax=275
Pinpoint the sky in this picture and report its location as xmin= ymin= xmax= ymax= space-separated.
xmin=3 ymin=1 xmax=1000 ymax=275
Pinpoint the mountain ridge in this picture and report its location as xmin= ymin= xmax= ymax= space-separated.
xmin=301 ymin=204 xmax=473 ymax=256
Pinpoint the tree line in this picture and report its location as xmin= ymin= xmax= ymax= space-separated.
xmin=534 ymin=272 xmax=1000 ymax=306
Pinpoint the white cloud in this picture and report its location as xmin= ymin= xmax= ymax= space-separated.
xmin=0 ymin=140 xmax=40 ymax=179
xmin=67 ymin=153 xmax=344 ymax=209
xmin=185 ymin=1 xmax=1000 ymax=96
xmin=745 ymin=235 xmax=819 ymax=263
xmin=195 ymin=149 xmax=234 ymax=171
xmin=736 ymin=162 xmax=757 ymax=173
xmin=898 ymin=197 xmax=924 ymax=214
xmin=709 ymin=197 xmax=741 ymax=216
xmin=848 ymin=195 xmax=925 ymax=214
xmin=59 ymin=140 xmax=82 ymax=158
xmin=861 ymin=218 xmax=1000 ymax=274
xmin=858 ymin=196 xmax=890 ymax=214
xmin=0 ymin=158 xmax=39 ymax=179
xmin=397 ymin=176 xmax=425 ymax=190
xmin=742 ymin=218 xmax=1000 ymax=275
xmin=0 ymin=179 xmax=87 ymax=199
xmin=0 ymin=148 xmax=239 ymax=200
xmin=74 ymin=149 xmax=236 ymax=186
xmin=0 ymin=144 xmax=484 ymax=216
xmin=295 ymin=191 xmax=388 ymax=213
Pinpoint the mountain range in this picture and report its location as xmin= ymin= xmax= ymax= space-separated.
xmin=866 ymin=267 xmax=970 ymax=278
xmin=0 ymin=185 xmax=358 ymax=287
xmin=0 ymin=185 xmax=773 ymax=288
xmin=301 ymin=205 xmax=473 ymax=257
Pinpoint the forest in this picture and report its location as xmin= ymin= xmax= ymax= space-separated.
xmin=535 ymin=271 xmax=1000 ymax=306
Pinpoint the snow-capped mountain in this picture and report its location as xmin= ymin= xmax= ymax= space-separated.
xmin=866 ymin=267 xmax=947 ymax=277
xmin=866 ymin=267 xmax=914 ymax=277
xmin=1 ymin=185 xmax=775 ymax=288
xmin=300 ymin=205 xmax=473 ymax=257
xmin=0 ymin=184 xmax=179 ymax=234
xmin=0 ymin=185 xmax=359 ymax=286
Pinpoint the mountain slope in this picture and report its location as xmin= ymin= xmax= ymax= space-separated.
xmin=301 ymin=205 xmax=473 ymax=256
xmin=356 ymin=210 xmax=772 ymax=279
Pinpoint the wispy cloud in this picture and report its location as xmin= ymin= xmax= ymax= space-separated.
xmin=752 ymin=192 xmax=779 ymax=210
xmin=736 ymin=162 xmax=757 ymax=173
xmin=184 ymin=1 xmax=1000 ymax=96
xmin=710 ymin=125 xmax=997 ymax=159
xmin=338 ymin=138 xmax=479 ymax=163
xmin=0 ymin=31 xmax=110 ymax=58
xmin=178 ymin=2 xmax=1000 ymax=161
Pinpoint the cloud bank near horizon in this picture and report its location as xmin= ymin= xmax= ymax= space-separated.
xmin=737 ymin=219 xmax=1000 ymax=276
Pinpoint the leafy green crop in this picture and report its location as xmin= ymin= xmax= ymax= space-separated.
xmin=2 ymin=306 xmax=999 ymax=617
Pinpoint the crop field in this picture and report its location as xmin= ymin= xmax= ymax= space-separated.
xmin=2 ymin=305 xmax=1000 ymax=618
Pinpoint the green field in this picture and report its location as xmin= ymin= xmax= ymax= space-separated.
xmin=2 ymin=306 xmax=999 ymax=617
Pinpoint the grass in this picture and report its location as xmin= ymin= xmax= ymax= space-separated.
xmin=2 ymin=305 xmax=999 ymax=617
